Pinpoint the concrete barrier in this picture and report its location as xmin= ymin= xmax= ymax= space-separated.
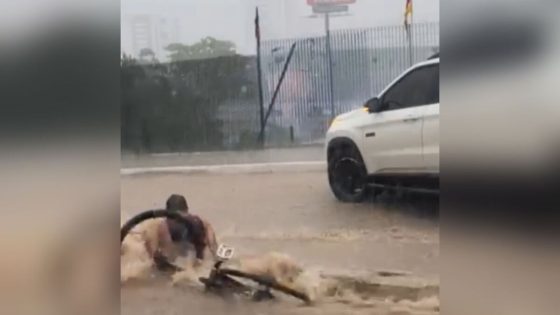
xmin=122 ymin=146 xmax=325 ymax=169
xmin=121 ymin=161 xmax=326 ymax=176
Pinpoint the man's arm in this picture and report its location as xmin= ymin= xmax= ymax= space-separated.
xmin=203 ymin=220 xmax=218 ymax=259
xmin=155 ymin=221 xmax=174 ymax=257
xmin=151 ymin=221 xmax=182 ymax=271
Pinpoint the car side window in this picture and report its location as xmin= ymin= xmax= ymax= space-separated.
xmin=381 ymin=64 xmax=439 ymax=111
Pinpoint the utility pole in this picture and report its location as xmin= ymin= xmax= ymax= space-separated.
xmin=255 ymin=7 xmax=265 ymax=146
xmin=324 ymin=12 xmax=336 ymax=122
xmin=404 ymin=0 xmax=414 ymax=67
xmin=307 ymin=2 xmax=355 ymax=121
xmin=407 ymin=16 xmax=414 ymax=66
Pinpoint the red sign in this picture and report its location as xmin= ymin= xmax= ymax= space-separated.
xmin=306 ymin=0 xmax=356 ymax=5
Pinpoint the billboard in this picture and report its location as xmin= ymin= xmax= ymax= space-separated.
xmin=312 ymin=4 xmax=349 ymax=14
xmin=306 ymin=0 xmax=356 ymax=5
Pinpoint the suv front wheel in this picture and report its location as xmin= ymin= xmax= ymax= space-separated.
xmin=328 ymin=144 xmax=368 ymax=202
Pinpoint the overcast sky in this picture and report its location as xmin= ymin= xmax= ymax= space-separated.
xmin=121 ymin=0 xmax=439 ymax=59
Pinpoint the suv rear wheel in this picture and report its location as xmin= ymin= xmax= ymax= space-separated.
xmin=328 ymin=144 xmax=368 ymax=202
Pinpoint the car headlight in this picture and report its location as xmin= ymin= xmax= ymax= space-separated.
xmin=329 ymin=116 xmax=341 ymax=128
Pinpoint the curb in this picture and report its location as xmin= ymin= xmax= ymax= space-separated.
xmin=121 ymin=161 xmax=326 ymax=176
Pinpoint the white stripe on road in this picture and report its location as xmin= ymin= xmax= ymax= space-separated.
xmin=121 ymin=161 xmax=326 ymax=176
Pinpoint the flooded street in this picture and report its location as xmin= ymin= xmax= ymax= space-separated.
xmin=121 ymin=170 xmax=439 ymax=314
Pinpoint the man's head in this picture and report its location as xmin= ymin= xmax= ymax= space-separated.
xmin=166 ymin=194 xmax=188 ymax=212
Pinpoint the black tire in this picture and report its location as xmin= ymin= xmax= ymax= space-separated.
xmin=120 ymin=209 xmax=194 ymax=272
xmin=328 ymin=143 xmax=368 ymax=202
xmin=121 ymin=209 xmax=194 ymax=243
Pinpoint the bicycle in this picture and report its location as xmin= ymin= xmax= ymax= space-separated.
xmin=121 ymin=209 xmax=310 ymax=303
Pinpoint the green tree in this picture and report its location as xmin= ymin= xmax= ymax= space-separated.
xmin=121 ymin=51 xmax=258 ymax=153
xmin=165 ymin=37 xmax=236 ymax=62
xmin=138 ymin=47 xmax=159 ymax=64
xmin=139 ymin=47 xmax=155 ymax=59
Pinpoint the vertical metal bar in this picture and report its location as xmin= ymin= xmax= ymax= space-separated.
xmin=407 ymin=15 xmax=414 ymax=66
xmin=368 ymin=29 xmax=374 ymax=95
xmin=333 ymin=29 xmax=340 ymax=113
xmin=292 ymin=40 xmax=300 ymax=134
xmin=298 ymin=40 xmax=307 ymax=141
xmin=255 ymin=7 xmax=265 ymax=146
xmin=319 ymin=36 xmax=327 ymax=119
xmin=298 ymin=41 xmax=305 ymax=141
xmin=344 ymin=30 xmax=349 ymax=111
xmin=399 ymin=25 xmax=405 ymax=73
xmin=324 ymin=13 xmax=335 ymax=121
xmin=290 ymin=42 xmax=297 ymax=135
xmin=353 ymin=30 xmax=358 ymax=111
xmin=380 ymin=26 xmax=386 ymax=87
xmin=359 ymin=30 xmax=367 ymax=104
xmin=355 ymin=31 xmax=362 ymax=109
xmin=372 ymin=27 xmax=378 ymax=94
xmin=289 ymin=125 xmax=294 ymax=143
xmin=348 ymin=30 xmax=355 ymax=112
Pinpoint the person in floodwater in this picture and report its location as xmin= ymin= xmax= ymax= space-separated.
xmin=148 ymin=194 xmax=218 ymax=269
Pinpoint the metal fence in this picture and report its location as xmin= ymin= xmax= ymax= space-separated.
xmin=259 ymin=22 xmax=439 ymax=145
xmin=121 ymin=22 xmax=439 ymax=153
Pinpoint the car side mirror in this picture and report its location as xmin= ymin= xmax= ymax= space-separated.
xmin=365 ymin=97 xmax=385 ymax=113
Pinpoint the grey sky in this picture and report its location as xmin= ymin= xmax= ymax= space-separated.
xmin=121 ymin=0 xmax=439 ymax=60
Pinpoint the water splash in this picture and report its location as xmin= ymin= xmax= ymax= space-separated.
xmin=120 ymin=224 xmax=439 ymax=312
xmin=120 ymin=218 xmax=164 ymax=283
xmin=121 ymin=233 xmax=153 ymax=282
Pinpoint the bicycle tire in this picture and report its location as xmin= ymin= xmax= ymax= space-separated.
xmin=120 ymin=209 xmax=193 ymax=271
xmin=121 ymin=209 xmax=195 ymax=242
xmin=219 ymin=268 xmax=310 ymax=303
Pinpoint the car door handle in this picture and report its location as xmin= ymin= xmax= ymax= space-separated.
xmin=403 ymin=117 xmax=420 ymax=123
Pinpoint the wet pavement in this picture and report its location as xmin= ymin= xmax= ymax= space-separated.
xmin=121 ymin=170 xmax=439 ymax=314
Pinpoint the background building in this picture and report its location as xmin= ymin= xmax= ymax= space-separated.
xmin=121 ymin=0 xmax=439 ymax=60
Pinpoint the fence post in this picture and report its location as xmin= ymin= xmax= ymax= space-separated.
xmin=289 ymin=125 xmax=294 ymax=143
xmin=255 ymin=7 xmax=265 ymax=147
xmin=324 ymin=12 xmax=335 ymax=122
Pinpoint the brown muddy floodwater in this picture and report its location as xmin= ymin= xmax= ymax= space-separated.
xmin=121 ymin=171 xmax=439 ymax=315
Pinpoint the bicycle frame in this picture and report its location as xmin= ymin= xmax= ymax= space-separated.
xmin=199 ymin=260 xmax=276 ymax=301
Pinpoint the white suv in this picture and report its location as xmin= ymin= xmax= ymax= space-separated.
xmin=326 ymin=56 xmax=439 ymax=202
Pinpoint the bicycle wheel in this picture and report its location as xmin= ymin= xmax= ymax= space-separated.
xmin=219 ymin=268 xmax=310 ymax=303
xmin=121 ymin=209 xmax=194 ymax=242
xmin=120 ymin=209 xmax=193 ymax=272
